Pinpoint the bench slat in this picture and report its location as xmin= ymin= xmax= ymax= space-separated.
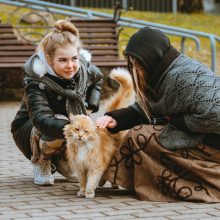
xmin=0 ymin=28 xmax=14 ymax=33
xmin=92 ymin=61 xmax=127 ymax=67
xmin=0 ymin=24 xmax=13 ymax=28
xmin=0 ymin=45 xmax=36 ymax=50
xmin=73 ymin=22 xmax=117 ymax=28
xmin=89 ymin=50 xmax=119 ymax=55
xmin=85 ymin=45 xmax=118 ymax=50
xmin=0 ymin=51 xmax=34 ymax=56
xmin=83 ymin=39 xmax=118 ymax=44
xmin=0 ymin=63 xmax=24 ymax=68
xmin=78 ymin=28 xmax=116 ymax=34
xmin=0 ymin=35 xmax=17 ymax=39
xmin=70 ymin=19 xmax=116 ymax=23
xmin=0 ymin=58 xmax=27 ymax=63
xmin=80 ymin=33 xmax=116 ymax=39
xmin=0 ymin=40 xmax=32 ymax=45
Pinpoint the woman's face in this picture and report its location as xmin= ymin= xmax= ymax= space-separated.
xmin=47 ymin=44 xmax=80 ymax=79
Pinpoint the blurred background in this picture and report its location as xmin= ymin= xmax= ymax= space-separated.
xmin=0 ymin=0 xmax=219 ymax=100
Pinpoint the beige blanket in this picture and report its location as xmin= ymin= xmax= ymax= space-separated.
xmin=104 ymin=125 xmax=220 ymax=202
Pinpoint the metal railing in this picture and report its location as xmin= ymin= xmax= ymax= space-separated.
xmin=1 ymin=0 xmax=219 ymax=72
xmin=43 ymin=0 xmax=177 ymax=13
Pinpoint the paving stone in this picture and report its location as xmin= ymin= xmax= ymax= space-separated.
xmin=167 ymin=213 xmax=213 ymax=219
xmin=15 ymin=217 xmax=62 ymax=220
xmin=28 ymin=210 xmax=73 ymax=217
xmin=58 ymin=212 xmax=106 ymax=219
xmin=0 ymin=101 xmax=220 ymax=220
xmin=176 ymin=208 xmax=219 ymax=214
xmin=90 ymin=215 xmax=139 ymax=220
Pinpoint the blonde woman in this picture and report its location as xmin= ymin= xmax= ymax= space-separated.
xmin=96 ymin=27 xmax=220 ymax=202
xmin=11 ymin=20 xmax=103 ymax=185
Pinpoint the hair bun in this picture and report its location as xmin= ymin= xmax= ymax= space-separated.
xmin=54 ymin=19 xmax=79 ymax=36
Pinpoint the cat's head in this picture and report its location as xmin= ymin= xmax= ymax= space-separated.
xmin=63 ymin=114 xmax=97 ymax=143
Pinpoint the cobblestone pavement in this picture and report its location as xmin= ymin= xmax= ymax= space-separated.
xmin=1 ymin=102 xmax=220 ymax=220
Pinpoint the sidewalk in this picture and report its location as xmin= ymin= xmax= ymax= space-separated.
xmin=0 ymin=101 xmax=220 ymax=220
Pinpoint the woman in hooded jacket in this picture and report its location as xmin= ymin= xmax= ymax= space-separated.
xmin=11 ymin=19 xmax=103 ymax=186
xmin=96 ymin=27 xmax=220 ymax=202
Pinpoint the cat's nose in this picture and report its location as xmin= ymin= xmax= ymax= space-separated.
xmin=78 ymin=131 xmax=84 ymax=138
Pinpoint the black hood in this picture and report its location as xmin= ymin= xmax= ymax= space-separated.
xmin=124 ymin=27 xmax=179 ymax=79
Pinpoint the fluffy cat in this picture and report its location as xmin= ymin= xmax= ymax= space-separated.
xmin=63 ymin=68 xmax=135 ymax=199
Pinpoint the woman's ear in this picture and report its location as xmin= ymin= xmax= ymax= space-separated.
xmin=46 ymin=54 xmax=52 ymax=66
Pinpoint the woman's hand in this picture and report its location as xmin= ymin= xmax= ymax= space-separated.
xmin=96 ymin=115 xmax=117 ymax=129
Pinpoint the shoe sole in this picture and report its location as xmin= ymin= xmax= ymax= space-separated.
xmin=34 ymin=180 xmax=54 ymax=186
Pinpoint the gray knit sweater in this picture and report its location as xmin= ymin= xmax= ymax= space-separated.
xmin=150 ymin=54 xmax=220 ymax=149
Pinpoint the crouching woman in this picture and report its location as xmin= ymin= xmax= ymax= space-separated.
xmin=11 ymin=19 xmax=103 ymax=185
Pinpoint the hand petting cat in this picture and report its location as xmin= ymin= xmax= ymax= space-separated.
xmin=96 ymin=116 xmax=117 ymax=129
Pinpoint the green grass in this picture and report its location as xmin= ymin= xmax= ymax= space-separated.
xmin=0 ymin=4 xmax=220 ymax=74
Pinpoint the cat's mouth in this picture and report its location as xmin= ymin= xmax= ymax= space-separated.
xmin=77 ymin=138 xmax=86 ymax=142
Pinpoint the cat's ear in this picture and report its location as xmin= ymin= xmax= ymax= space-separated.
xmin=69 ymin=113 xmax=74 ymax=118
xmin=69 ymin=113 xmax=74 ymax=123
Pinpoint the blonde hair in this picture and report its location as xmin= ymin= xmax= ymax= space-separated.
xmin=128 ymin=56 xmax=152 ymax=121
xmin=37 ymin=19 xmax=82 ymax=58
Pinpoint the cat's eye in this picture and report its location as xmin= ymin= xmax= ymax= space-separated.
xmin=75 ymin=128 xmax=79 ymax=131
xmin=85 ymin=130 xmax=88 ymax=133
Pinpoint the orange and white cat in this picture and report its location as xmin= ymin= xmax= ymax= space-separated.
xmin=63 ymin=68 xmax=134 ymax=199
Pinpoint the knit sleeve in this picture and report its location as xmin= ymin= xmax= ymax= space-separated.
xmin=105 ymin=103 xmax=149 ymax=133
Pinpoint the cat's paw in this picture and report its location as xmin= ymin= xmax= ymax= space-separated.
xmin=85 ymin=191 xmax=95 ymax=199
xmin=76 ymin=190 xmax=85 ymax=197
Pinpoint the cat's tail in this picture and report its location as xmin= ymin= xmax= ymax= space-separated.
xmin=104 ymin=68 xmax=135 ymax=112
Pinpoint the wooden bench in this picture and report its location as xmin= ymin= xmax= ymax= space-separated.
xmin=71 ymin=18 xmax=127 ymax=68
xmin=0 ymin=23 xmax=36 ymax=68
xmin=0 ymin=19 xmax=126 ymax=68
xmin=0 ymin=23 xmax=37 ymax=100
xmin=0 ymin=19 xmax=127 ymax=100
xmin=71 ymin=19 xmax=127 ymax=94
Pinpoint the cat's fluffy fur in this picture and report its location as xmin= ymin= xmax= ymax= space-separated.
xmin=63 ymin=68 xmax=135 ymax=199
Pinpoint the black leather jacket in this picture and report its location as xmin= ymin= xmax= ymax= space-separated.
xmin=11 ymin=54 xmax=103 ymax=139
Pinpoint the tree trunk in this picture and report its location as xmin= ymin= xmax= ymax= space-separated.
xmin=178 ymin=0 xmax=204 ymax=13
